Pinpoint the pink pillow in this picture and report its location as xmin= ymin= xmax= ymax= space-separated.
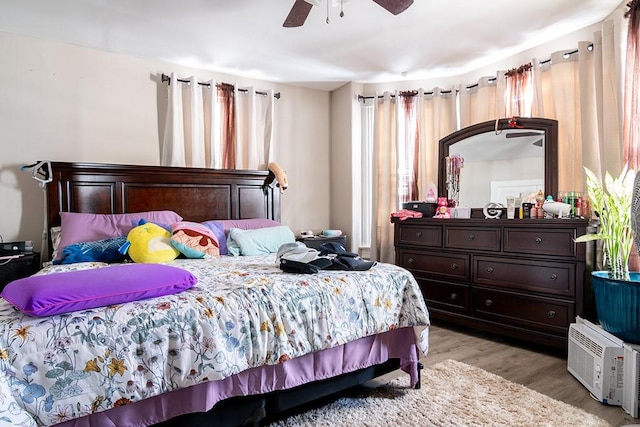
xmin=1 ymin=264 xmax=197 ymax=317
xmin=56 ymin=211 xmax=183 ymax=261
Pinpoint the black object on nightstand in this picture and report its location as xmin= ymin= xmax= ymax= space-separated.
xmin=0 ymin=252 xmax=41 ymax=290
xmin=296 ymin=235 xmax=347 ymax=251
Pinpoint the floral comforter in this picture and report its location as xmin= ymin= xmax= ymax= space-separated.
xmin=0 ymin=255 xmax=429 ymax=426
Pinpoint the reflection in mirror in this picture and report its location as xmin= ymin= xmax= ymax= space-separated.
xmin=452 ymin=129 xmax=545 ymax=206
xmin=438 ymin=117 xmax=558 ymax=209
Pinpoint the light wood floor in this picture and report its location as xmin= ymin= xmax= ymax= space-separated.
xmin=422 ymin=321 xmax=637 ymax=427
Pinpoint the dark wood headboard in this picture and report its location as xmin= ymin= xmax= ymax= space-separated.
xmin=46 ymin=162 xmax=281 ymax=256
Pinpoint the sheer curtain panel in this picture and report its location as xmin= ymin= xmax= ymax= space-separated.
xmin=416 ymin=88 xmax=457 ymax=197
xmin=161 ymin=73 xmax=213 ymax=168
xmin=161 ymin=75 xmax=275 ymax=170
xmin=370 ymin=92 xmax=399 ymax=264
xmin=533 ymin=18 xmax=625 ymax=190
xmin=459 ymin=75 xmax=506 ymax=128
xmin=236 ymin=87 xmax=274 ymax=170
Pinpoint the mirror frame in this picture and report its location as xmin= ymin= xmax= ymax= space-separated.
xmin=437 ymin=117 xmax=558 ymax=207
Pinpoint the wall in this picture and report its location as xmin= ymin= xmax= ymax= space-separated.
xmin=0 ymin=31 xmax=331 ymax=255
xmin=329 ymin=82 xmax=362 ymax=251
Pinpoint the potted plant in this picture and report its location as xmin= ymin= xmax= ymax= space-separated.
xmin=575 ymin=165 xmax=639 ymax=342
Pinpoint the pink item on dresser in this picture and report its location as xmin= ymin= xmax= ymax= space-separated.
xmin=390 ymin=209 xmax=423 ymax=221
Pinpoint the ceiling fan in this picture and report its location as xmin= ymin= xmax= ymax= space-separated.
xmin=283 ymin=0 xmax=414 ymax=28
xmin=504 ymin=130 xmax=544 ymax=147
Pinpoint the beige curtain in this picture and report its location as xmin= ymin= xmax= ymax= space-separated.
xmin=459 ymin=75 xmax=507 ymax=128
xmin=161 ymin=74 xmax=214 ymax=168
xmin=235 ymin=87 xmax=274 ymax=170
xmin=533 ymin=18 xmax=624 ymax=191
xmin=416 ymin=87 xmax=458 ymax=198
xmin=161 ymin=77 xmax=276 ymax=171
xmin=370 ymin=92 xmax=398 ymax=264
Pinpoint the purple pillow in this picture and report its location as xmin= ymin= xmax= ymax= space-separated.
xmin=215 ymin=218 xmax=281 ymax=232
xmin=1 ymin=264 xmax=197 ymax=317
xmin=56 ymin=211 xmax=183 ymax=261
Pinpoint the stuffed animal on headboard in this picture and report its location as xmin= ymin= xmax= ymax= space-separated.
xmin=119 ymin=220 xmax=180 ymax=263
xmin=268 ymin=162 xmax=288 ymax=193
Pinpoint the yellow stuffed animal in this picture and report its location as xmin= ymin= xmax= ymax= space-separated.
xmin=120 ymin=220 xmax=179 ymax=263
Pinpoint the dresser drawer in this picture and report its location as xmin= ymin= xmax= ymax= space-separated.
xmin=415 ymin=278 xmax=470 ymax=313
xmin=473 ymin=256 xmax=575 ymax=297
xmin=444 ymin=226 xmax=500 ymax=251
xmin=473 ymin=288 xmax=572 ymax=333
xmin=503 ymin=228 xmax=576 ymax=257
xmin=398 ymin=250 xmax=469 ymax=281
xmin=396 ymin=225 xmax=442 ymax=247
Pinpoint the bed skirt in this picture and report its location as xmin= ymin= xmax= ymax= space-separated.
xmin=54 ymin=326 xmax=424 ymax=427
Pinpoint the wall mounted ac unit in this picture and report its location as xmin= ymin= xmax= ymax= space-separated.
xmin=568 ymin=317 xmax=624 ymax=406
xmin=623 ymin=343 xmax=640 ymax=417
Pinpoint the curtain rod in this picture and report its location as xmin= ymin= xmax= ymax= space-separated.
xmin=358 ymin=43 xmax=594 ymax=102
xmin=357 ymin=83 xmax=491 ymax=101
xmin=539 ymin=43 xmax=592 ymax=65
xmin=161 ymin=74 xmax=281 ymax=99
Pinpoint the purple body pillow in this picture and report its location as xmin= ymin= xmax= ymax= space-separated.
xmin=1 ymin=264 xmax=197 ymax=317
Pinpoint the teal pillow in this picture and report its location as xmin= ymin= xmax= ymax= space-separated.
xmin=227 ymin=226 xmax=295 ymax=256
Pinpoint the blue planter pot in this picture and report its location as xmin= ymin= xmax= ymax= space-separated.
xmin=592 ymin=271 xmax=640 ymax=343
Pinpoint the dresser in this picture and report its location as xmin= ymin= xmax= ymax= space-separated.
xmin=393 ymin=217 xmax=592 ymax=348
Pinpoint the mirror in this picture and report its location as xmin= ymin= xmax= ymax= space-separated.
xmin=438 ymin=117 xmax=558 ymax=208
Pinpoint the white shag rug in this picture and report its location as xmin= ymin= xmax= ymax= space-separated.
xmin=267 ymin=359 xmax=611 ymax=427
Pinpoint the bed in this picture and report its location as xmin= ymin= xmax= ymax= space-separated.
xmin=0 ymin=162 xmax=430 ymax=427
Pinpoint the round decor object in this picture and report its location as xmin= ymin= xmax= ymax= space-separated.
xmin=483 ymin=202 xmax=504 ymax=219
xmin=321 ymin=230 xmax=342 ymax=237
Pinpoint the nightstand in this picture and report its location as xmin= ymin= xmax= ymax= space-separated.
xmin=0 ymin=252 xmax=41 ymax=290
xmin=296 ymin=235 xmax=347 ymax=251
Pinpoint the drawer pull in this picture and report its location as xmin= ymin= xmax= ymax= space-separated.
xmin=549 ymin=274 xmax=558 ymax=281
xmin=450 ymin=263 xmax=458 ymax=270
xmin=467 ymin=234 xmax=475 ymax=241
xmin=484 ymin=299 xmax=493 ymax=307
xmin=415 ymin=231 xmax=423 ymax=238
xmin=548 ymin=310 xmax=556 ymax=318
xmin=450 ymin=293 xmax=458 ymax=300
xmin=535 ymin=237 xmax=543 ymax=244
xmin=486 ymin=267 xmax=494 ymax=273
xmin=407 ymin=258 xmax=415 ymax=264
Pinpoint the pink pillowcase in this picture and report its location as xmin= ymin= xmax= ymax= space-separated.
xmin=56 ymin=211 xmax=183 ymax=261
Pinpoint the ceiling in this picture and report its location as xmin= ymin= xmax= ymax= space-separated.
xmin=0 ymin=0 xmax=623 ymax=91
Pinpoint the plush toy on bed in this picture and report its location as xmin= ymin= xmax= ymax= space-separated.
xmin=268 ymin=162 xmax=288 ymax=194
xmin=119 ymin=219 xmax=180 ymax=263
xmin=170 ymin=221 xmax=220 ymax=259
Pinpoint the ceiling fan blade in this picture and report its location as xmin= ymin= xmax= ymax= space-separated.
xmin=283 ymin=0 xmax=314 ymax=27
xmin=505 ymin=132 xmax=543 ymax=138
xmin=371 ymin=0 xmax=414 ymax=15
